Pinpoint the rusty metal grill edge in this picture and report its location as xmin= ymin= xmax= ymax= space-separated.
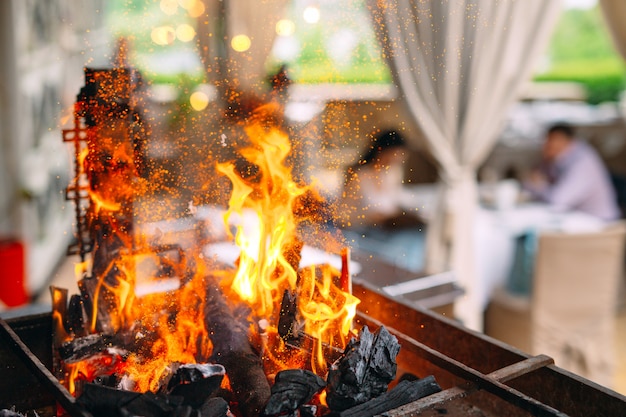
xmin=1 ymin=280 xmax=625 ymax=417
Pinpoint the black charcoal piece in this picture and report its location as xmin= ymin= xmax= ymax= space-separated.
xmin=263 ymin=369 xmax=326 ymax=416
xmin=76 ymin=383 xmax=182 ymax=417
xmin=326 ymin=325 xmax=400 ymax=411
xmin=199 ymin=397 xmax=230 ymax=417
xmin=333 ymin=376 xmax=442 ymax=417
xmin=167 ymin=363 xmax=226 ymax=408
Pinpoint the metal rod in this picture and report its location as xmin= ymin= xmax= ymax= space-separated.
xmin=357 ymin=312 xmax=567 ymax=417
xmin=0 ymin=317 xmax=93 ymax=417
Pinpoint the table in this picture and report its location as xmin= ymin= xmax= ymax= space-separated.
xmin=399 ymin=183 xmax=609 ymax=325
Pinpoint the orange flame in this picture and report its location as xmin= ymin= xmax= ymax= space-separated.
xmin=216 ymin=104 xmax=359 ymax=374
xmin=63 ymin=97 xmax=358 ymax=394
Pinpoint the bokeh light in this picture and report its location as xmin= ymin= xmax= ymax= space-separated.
xmin=276 ymin=19 xmax=295 ymax=37
xmin=160 ymin=0 xmax=178 ymax=15
xmin=151 ymin=26 xmax=176 ymax=46
xmin=177 ymin=0 xmax=195 ymax=10
xmin=303 ymin=6 xmax=320 ymax=24
xmin=187 ymin=0 xmax=206 ymax=18
xmin=176 ymin=24 xmax=196 ymax=42
xmin=231 ymin=34 xmax=252 ymax=52
xmin=189 ymin=91 xmax=209 ymax=111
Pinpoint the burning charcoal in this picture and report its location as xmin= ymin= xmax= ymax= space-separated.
xmin=331 ymin=377 xmax=442 ymax=417
xmin=263 ymin=369 xmax=326 ymax=416
xmin=278 ymin=290 xmax=299 ymax=341
xmin=326 ymin=325 xmax=400 ymax=411
xmin=166 ymin=363 xmax=226 ymax=408
xmin=58 ymin=333 xmax=116 ymax=363
xmin=199 ymin=397 xmax=230 ymax=417
xmin=204 ymin=279 xmax=271 ymax=417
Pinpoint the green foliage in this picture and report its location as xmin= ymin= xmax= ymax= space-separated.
xmin=547 ymin=6 xmax=616 ymax=62
xmin=535 ymin=6 xmax=626 ymax=104
xmin=275 ymin=0 xmax=390 ymax=84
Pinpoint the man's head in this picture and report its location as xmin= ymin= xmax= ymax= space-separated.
xmin=543 ymin=123 xmax=575 ymax=162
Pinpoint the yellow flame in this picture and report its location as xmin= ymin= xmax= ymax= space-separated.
xmin=216 ymin=104 xmax=359 ymax=374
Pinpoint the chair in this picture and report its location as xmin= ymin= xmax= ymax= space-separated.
xmin=485 ymin=222 xmax=626 ymax=387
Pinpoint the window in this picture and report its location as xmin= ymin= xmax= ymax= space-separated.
xmin=269 ymin=0 xmax=391 ymax=85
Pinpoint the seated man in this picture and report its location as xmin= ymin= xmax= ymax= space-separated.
xmin=524 ymin=123 xmax=620 ymax=221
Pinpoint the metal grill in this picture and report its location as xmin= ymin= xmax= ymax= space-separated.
xmin=2 ymin=280 xmax=625 ymax=417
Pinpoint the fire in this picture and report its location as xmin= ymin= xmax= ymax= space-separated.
xmin=216 ymin=103 xmax=359 ymax=374
xmin=216 ymin=109 xmax=305 ymax=315
xmin=61 ymin=76 xmax=358 ymax=397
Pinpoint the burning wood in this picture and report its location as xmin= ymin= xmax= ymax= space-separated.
xmin=49 ymin=69 xmax=443 ymax=417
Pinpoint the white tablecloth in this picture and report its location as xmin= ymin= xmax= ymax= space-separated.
xmin=402 ymin=184 xmax=607 ymax=317
xmin=473 ymin=203 xmax=605 ymax=311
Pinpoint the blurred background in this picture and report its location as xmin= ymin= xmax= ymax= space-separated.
xmin=0 ymin=0 xmax=625 ymax=393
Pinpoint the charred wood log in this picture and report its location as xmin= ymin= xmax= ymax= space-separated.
xmin=329 ymin=377 xmax=441 ymax=417
xmin=204 ymin=279 xmax=271 ymax=417
xmin=263 ymin=369 xmax=326 ymax=417
xmin=66 ymin=294 xmax=88 ymax=337
xmin=58 ymin=333 xmax=116 ymax=363
xmin=77 ymin=383 xmax=231 ymax=417
xmin=326 ymin=325 xmax=400 ymax=411
xmin=76 ymin=383 xmax=179 ymax=417
xmin=278 ymin=290 xmax=299 ymax=342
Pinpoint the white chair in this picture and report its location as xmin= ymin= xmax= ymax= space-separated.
xmin=486 ymin=222 xmax=626 ymax=387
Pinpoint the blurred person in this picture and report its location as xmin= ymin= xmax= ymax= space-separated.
xmin=340 ymin=130 xmax=421 ymax=228
xmin=338 ymin=130 xmax=425 ymax=271
xmin=524 ymin=123 xmax=620 ymax=221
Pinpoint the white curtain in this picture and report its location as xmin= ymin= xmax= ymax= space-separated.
xmin=197 ymin=0 xmax=288 ymax=94
xmin=599 ymin=0 xmax=626 ymax=61
xmin=370 ymin=0 xmax=560 ymax=330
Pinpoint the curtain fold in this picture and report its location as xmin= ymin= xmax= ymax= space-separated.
xmin=599 ymin=0 xmax=626 ymax=61
xmin=370 ymin=0 xmax=559 ymax=330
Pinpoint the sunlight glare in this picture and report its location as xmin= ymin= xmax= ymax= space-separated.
xmin=303 ymin=6 xmax=320 ymax=24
